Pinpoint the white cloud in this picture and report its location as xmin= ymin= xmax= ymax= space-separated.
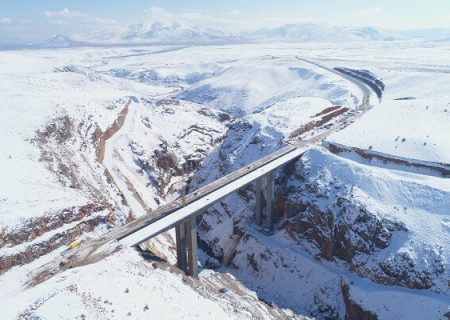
xmin=352 ymin=7 xmax=382 ymax=19
xmin=44 ymin=8 xmax=88 ymax=18
xmin=0 ymin=17 xmax=12 ymax=25
xmin=142 ymin=6 xmax=314 ymax=31
xmin=91 ymin=17 xmax=117 ymax=25
xmin=49 ymin=19 xmax=66 ymax=25
xmin=18 ymin=19 xmax=32 ymax=25
xmin=442 ymin=14 xmax=450 ymax=22
xmin=43 ymin=8 xmax=116 ymax=29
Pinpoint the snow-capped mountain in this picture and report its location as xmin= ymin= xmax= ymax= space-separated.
xmin=50 ymin=21 xmax=397 ymax=46
xmin=40 ymin=21 xmax=450 ymax=47
xmin=250 ymin=24 xmax=394 ymax=42
xmin=76 ymin=21 xmax=239 ymax=44
xmin=40 ymin=35 xmax=84 ymax=48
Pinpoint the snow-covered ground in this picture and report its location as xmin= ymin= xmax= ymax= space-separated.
xmin=103 ymin=98 xmax=230 ymax=217
xmin=178 ymin=56 xmax=361 ymax=116
xmin=325 ymin=45 xmax=450 ymax=165
xmin=0 ymin=49 xmax=169 ymax=229
xmin=0 ymin=41 xmax=449 ymax=319
xmin=1 ymin=247 xmax=303 ymax=319
xmin=194 ymin=145 xmax=450 ymax=318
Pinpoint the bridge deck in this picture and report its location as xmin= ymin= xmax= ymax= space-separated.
xmin=120 ymin=145 xmax=309 ymax=246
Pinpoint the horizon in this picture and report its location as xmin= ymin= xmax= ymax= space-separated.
xmin=1 ymin=0 xmax=450 ymax=44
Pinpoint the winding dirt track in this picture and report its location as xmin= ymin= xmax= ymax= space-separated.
xmin=28 ymin=57 xmax=375 ymax=286
xmin=96 ymin=100 xmax=132 ymax=163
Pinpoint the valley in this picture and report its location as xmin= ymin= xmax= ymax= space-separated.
xmin=0 ymin=41 xmax=449 ymax=320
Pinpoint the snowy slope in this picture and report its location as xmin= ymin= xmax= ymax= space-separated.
xmin=179 ymin=56 xmax=361 ymax=116
xmin=194 ymin=144 xmax=450 ymax=319
xmin=0 ymin=51 xmax=163 ymax=229
xmin=325 ymin=44 xmax=450 ymax=166
xmin=103 ymin=98 xmax=231 ymax=217
xmin=182 ymin=42 xmax=450 ymax=318
xmin=0 ymin=248 xmax=304 ymax=319
xmin=39 ymin=35 xmax=84 ymax=48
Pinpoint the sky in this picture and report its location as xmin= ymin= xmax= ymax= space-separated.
xmin=1 ymin=0 xmax=450 ymax=43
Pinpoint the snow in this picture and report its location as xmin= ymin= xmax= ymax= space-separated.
xmin=179 ymin=56 xmax=361 ymax=116
xmin=44 ymin=22 xmax=449 ymax=46
xmin=1 ymin=40 xmax=450 ymax=319
xmin=329 ymin=76 xmax=450 ymax=164
xmin=300 ymin=148 xmax=450 ymax=273
xmin=0 ymin=249 xmax=237 ymax=320
xmin=246 ymin=97 xmax=334 ymax=137
xmin=250 ymin=24 xmax=391 ymax=42
xmin=196 ymin=147 xmax=450 ymax=318
xmin=315 ymin=42 xmax=450 ymax=165
xmin=104 ymin=98 xmax=229 ymax=216
xmin=74 ymin=19 xmax=237 ymax=45
xmin=0 ymin=49 xmax=169 ymax=229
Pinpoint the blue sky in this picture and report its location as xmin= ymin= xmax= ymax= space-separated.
xmin=1 ymin=0 xmax=450 ymax=43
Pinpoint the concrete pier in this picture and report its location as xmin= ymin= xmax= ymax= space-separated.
xmin=265 ymin=171 xmax=274 ymax=231
xmin=254 ymin=171 xmax=274 ymax=231
xmin=186 ymin=218 xmax=198 ymax=277
xmin=175 ymin=218 xmax=198 ymax=277
xmin=175 ymin=222 xmax=187 ymax=272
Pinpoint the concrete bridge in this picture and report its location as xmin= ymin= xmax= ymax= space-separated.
xmin=29 ymin=141 xmax=314 ymax=285
xmin=118 ymin=144 xmax=310 ymax=277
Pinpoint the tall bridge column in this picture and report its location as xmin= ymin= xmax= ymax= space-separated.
xmin=265 ymin=171 xmax=274 ymax=231
xmin=175 ymin=222 xmax=188 ymax=272
xmin=255 ymin=171 xmax=274 ymax=231
xmin=175 ymin=217 xmax=198 ymax=278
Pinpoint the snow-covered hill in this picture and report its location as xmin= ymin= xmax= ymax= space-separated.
xmin=250 ymin=24 xmax=393 ymax=42
xmin=40 ymin=35 xmax=84 ymax=48
xmin=179 ymin=56 xmax=362 ymax=116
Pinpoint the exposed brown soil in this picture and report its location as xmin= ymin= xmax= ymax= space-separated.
xmin=0 ymin=203 xmax=107 ymax=249
xmin=96 ymin=100 xmax=131 ymax=163
xmin=1 ymin=101 xmax=134 ymax=275
xmin=0 ymin=206 xmax=115 ymax=275
xmin=312 ymin=106 xmax=342 ymax=118
xmin=289 ymin=107 xmax=349 ymax=139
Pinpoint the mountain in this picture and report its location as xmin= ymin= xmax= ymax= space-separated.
xmin=39 ymin=22 xmax=450 ymax=47
xmin=76 ymin=21 xmax=240 ymax=44
xmin=249 ymin=23 xmax=394 ymax=42
xmin=38 ymin=35 xmax=85 ymax=48
xmin=395 ymin=28 xmax=450 ymax=41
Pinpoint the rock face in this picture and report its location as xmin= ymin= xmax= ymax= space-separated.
xmin=194 ymin=132 xmax=449 ymax=318
xmin=0 ymin=205 xmax=113 ymax=274
xmin=110 ymin=99 xmax=232 ymax=208
xmin=34 ymin=109 xmax=127 ymax=206
xmin=278 ymin=148 xmax=448 ymax=293
xmin=281 ymin=190 xmax=407 ymax=263
xmin=340 ymin=281 xmax=378 ymax=320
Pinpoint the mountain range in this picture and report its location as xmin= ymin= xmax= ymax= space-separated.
xmin=36 ymin=21 xmax=450 ymax=48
